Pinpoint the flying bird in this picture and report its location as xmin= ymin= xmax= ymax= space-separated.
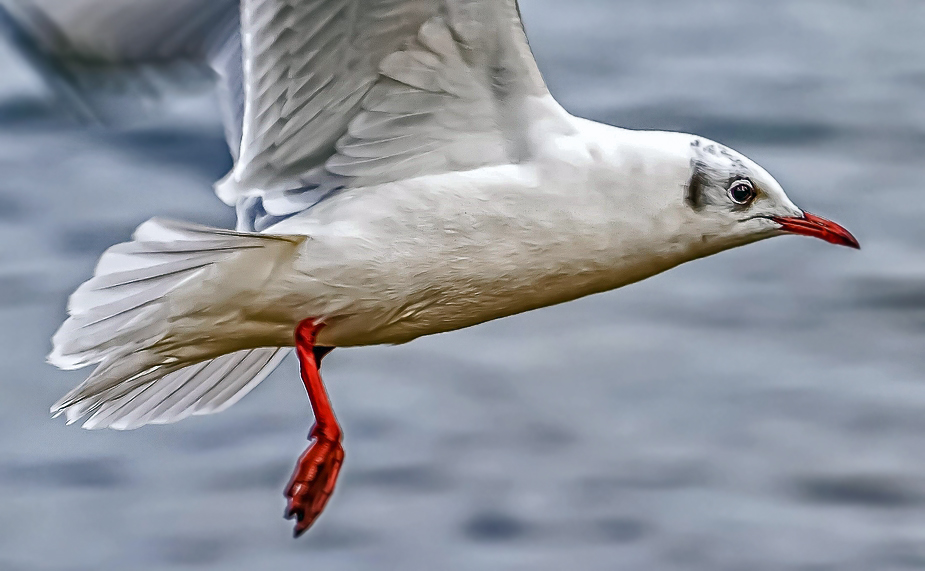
xmin=36 ymin=0 xmax=859 ymax=537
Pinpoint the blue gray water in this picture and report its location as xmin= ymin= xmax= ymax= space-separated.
xmin=1 ymin=1 xmax=924 ymax=569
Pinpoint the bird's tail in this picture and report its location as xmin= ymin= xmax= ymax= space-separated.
xmin=48 ymin=218 xmax=305 ymax=430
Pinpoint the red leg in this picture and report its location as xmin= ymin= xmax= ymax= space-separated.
xmin=284 ymin=319 xmax=344 ymax=537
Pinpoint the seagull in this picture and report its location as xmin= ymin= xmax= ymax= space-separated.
xmin=42 ymin=0 xmax=859 ymax=537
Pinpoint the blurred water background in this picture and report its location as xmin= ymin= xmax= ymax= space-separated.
xmin=1 ymin=1 xmax=924 ymax=569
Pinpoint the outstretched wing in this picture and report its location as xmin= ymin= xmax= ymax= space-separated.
xmin=5 ymin=0 xmax=236 ymax=61
xmin=0 ymin=0 xmax=244 ymax=150
xmin=6 ymin=0 xmax=556 ymax=231
xmin=221 ymin=0 xmax=551 ymax=227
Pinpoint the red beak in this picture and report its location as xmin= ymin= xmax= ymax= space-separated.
xmin=771 ymin=211 xmax=860 ymax=249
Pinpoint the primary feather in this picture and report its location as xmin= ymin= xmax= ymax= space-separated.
xmin=40 ymin=0 xmax=561 ymax=429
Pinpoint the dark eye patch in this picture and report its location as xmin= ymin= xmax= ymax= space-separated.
xmin=686 ymin=147 xmax=754 ymax=211
xmin=685 ymin=161 xmax=709 ymax=210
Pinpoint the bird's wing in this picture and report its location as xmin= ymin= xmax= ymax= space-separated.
xmin=0 ymin=0 xmax=245 ymax=152
xmin=5 ymin=0 xmax=237 ymax=61
xmin=221 ymin=0 xmax=552 ymax=228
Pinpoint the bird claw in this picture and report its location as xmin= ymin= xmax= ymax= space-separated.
xmin=284 ymin=434 xmax=345 ymax=537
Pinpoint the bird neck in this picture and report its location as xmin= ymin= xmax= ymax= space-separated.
xmin=549 ymin=120 xmax=735 ymax=282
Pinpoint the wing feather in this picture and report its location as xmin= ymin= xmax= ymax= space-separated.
xmin=223 ymin=0 xmax=550 ymax=218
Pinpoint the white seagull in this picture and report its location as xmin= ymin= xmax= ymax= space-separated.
xmin=44 ymin=0 xmax=859 ymax=536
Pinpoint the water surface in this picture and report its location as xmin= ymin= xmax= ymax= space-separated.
xmin=1 ymin=1 xmax=924 ymax=569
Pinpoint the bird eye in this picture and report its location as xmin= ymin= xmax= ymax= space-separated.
xmin=728 ymin=179 xmax=756 ymax=205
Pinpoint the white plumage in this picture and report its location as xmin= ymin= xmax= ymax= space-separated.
xmin=43 ymin=0 xmax=853 ymax=430
xmin=50 ymin=219 xmax=304 ymax=427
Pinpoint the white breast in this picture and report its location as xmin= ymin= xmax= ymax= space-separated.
xmin=265 ymin=132 xmax=700 ymax=347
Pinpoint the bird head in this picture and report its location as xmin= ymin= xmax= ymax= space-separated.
xmin=681 ymin=137 xmax=859 ymax=251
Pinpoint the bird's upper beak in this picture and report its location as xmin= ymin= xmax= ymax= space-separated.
xmin=771 ymin=211 xmax=860 ymax=249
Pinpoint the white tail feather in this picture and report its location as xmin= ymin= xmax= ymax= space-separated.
xmin=65 ymin=348 xmax=292 ymax=430
xmin=49 ymin=218 xmax=304 ymax=429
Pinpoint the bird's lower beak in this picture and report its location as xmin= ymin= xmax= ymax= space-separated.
xmin=771 ymin=211 xmax=860 ymax=249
